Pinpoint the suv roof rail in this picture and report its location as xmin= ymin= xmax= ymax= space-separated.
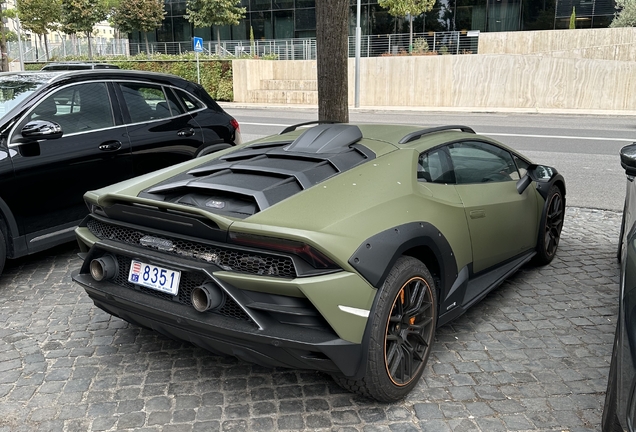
xmin=398 ymin=125 xmax=475 ymax=144
xmin=280 ymin=120 xmax=342 ymax=134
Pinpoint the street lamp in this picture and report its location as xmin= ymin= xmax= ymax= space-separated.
xmin=354 ymin=0 xmax=361 ymax=108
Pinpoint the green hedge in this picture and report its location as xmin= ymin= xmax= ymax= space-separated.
xmin=25 ymin=59 xmax=234 ymax=101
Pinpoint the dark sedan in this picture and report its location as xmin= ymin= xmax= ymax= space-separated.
xmin=0 ymin=70 xmax=240 ymax=276
xmin=603 ymin=143 xmax=636 ymax=431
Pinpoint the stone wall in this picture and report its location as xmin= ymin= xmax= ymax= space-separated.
xmin=479 ymin=27 xmax=636 ymax=61
xmin=232 ymin=28 xmax=636 ymax=112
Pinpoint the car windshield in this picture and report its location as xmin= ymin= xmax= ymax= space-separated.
xmin=0 ymin=73 xmax=53 ymax=121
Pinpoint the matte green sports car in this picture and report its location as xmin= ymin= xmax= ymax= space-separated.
xmin=72 ymin=123 xmax=566 ymax=402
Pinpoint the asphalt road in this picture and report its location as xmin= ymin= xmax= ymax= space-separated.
xmin=223 ymin=106 xmax=636 ymax=212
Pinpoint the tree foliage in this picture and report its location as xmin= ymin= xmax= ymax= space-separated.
xmin=185 ymin=0 xmax=245 ymax=28
xmin=111 ymin=0 xmax=164 ymax=54
xmin=379 ymin=0 xmax=436 ymax=52
xmin=60 ymin=0 xmax=108 ymax=58
xmin=379 ymin=0 xmax=436 ymax=17
xmin=60 ymin=0 xmax=107 ymax=35
xmin=111 ymin=0 xmax=165 ymax=34
xmin=611 ymin=0 xmax=636 ymax=27
xmin=185 ymin=0 xmax=245 ymax=52
xmin=17 ymin=0 xmax=61 ymax=60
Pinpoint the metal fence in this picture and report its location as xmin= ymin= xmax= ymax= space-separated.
xmin=10 ymin=31 xmax=478 ymax=64
xmin=8 ymin=39 xmax=130 ymax=63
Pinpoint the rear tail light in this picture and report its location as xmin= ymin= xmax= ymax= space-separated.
xmin=230 ymin=118 xmax=240 ymax=133
xmin=229 ymin=232 xmax=338 ymax=270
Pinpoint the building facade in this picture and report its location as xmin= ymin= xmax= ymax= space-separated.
xmin=130 ymin=0 xmax=617 ymax=46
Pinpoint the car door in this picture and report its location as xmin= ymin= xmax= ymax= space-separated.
xmin=448 ymin=141 xmax=538 ymax=273
xmin=7 ymin=81 xmax=133 ymax=249
xmin=114 ymin=81 xmax=204 ymax=176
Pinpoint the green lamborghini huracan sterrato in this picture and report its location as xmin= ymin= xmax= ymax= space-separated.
xmin=72 ymin=123 xmax=565 ymax=402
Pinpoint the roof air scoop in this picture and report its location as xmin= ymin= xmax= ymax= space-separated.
xmin=284 ymin=124 xmax=363 ymax=154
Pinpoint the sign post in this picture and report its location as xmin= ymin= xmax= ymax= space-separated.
xmin=193 ymin=37 xmax=203 ymax=84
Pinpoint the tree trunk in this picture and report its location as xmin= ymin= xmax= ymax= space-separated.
xmin=315 ymin=0 xmax=349 ymax=122
xmin=86 ymin=31 xmax=93 ymax=59
xmin=144 ymin=32 xmax=150 ymax=58
xmin=0 ymin=22 xmax=7 ymax=72
xmin=216 ymin=27 xmax=221 ymax=56
xmin=44 ymin=34 xmax=50 ymax=61
xmin=409 ymin=15 xmax=413 ymax=53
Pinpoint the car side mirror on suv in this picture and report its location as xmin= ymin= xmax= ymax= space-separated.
xmin=20 ymin=120 xmax=63 ymax=141
xmin=620 ymin=143 xmax=636 ymax=177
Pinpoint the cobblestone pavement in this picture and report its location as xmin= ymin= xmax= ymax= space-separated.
xmin=0 ymin=207 xmax=622 ymax=432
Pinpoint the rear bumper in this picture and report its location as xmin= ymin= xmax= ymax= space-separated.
xmin=72 ymin=242 xmax=367 ymax=376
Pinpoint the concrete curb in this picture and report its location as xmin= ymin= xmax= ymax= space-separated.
xmin=218 ymin=101 xmax=636 ymax=117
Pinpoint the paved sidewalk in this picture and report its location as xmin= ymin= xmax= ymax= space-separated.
xmin=0 ymin=207 xmax=621 ymax=432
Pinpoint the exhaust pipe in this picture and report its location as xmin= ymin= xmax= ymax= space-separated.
xmin=191 ymin=282 xmax=225 ymax=312
xmin=90 ymin=255 xmax=118 ymax=281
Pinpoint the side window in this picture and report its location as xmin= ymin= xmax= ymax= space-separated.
xmin=417 ymin=148 xmax=454 ymax=184
xmin=514 ymin=155 xmax=530 ymax=178
xmin=119 ymin=83 xmax=177 ymax=123
xmin=449 ymin=141 xmax=519 ymax=184
xmin=173 ymin=88 xmax=204 ymax=112
xmin=16 ymin=82 xmax=114 ymax=137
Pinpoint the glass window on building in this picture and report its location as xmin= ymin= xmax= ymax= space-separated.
xmin=172 ymin=2 xmax=187 ymax=16
xmin=193 ymin=27 xmax=212 ymax=40
xmin=273 ymin=0 xmax=293 ymax=9
xmin=250 ymin=11 xmax=273 ymax=39
xmin=274 ymin=10 xmax=294 ymax=39
xmin=251 ymin=0 xmax=271 ymax=11
xmin=295 ymin=7 xmax=316 ymax=37
xmin=173 ymin=16 xmax=192 ymax=41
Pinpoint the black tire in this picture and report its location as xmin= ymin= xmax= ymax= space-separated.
xmin=602 ymin=322 xmax=624 ymax=432
xmin=332 ymin=256 xmax=438 ymax=402
xmin=534 ymin=185 xmax=565 ymax=265
xmin=0 ymin=229 xmax=5 ymax=277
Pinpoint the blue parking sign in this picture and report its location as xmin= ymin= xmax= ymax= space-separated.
xmin=193 ymin=37 xmax=203 ymax=52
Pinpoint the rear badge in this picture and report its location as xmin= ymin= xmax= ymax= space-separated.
xmin=206 ymin=200 xmax=226 ymax=209
xmin=140 ymin=236 xmax=174 ymax=252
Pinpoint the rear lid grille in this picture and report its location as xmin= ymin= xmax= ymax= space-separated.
xmin=138 ymin=125 xmax=375 ymax=218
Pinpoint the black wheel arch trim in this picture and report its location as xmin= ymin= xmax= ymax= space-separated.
xmin=0 ymin=196 xmax=27 ymax=258
xmin=535 ymin=171 xmax=566 ymax=202
xmin=348 ymin=222 xmax=457 ymax=292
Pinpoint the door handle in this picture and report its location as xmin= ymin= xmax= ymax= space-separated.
xmin=177 ymin=128 xmax=195 ymax=137
xmin=469 ymin=210 xmax=486 ymax=219
xmin=99 ymin=141 xmax=122 ymax=151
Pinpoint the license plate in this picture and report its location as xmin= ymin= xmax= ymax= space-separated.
xmin=128 ymin=260 xmax=181 ymax=295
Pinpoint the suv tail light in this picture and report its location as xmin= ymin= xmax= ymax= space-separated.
xmin=230 ymin=118 xmax=240 ymax=133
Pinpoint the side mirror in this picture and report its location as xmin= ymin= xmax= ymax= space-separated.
xmin=21 ymin=120 xmax=63 ymax=141
xmin=516 ymin=164 xmax=555 ymax=194
xmin=620 ymin=143 xmax=636 ymax=177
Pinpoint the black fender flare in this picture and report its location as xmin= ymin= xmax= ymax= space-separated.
xmin=345 ymin=221 xmax=458 ymax=379
xmin=0 ymin=196 xmax=26 ymax=258
xmin=535 ymin=172 xmax=566 ymax=202
xmin=348 ymin=221 xmax=457 ymax=291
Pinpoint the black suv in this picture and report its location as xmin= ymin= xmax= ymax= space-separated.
xmin=604 ymin=144 xmax=636 ymax=431
xmin=0 ymin=70 xmax=240 ymax=276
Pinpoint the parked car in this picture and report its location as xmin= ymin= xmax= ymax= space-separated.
xmin=602 ymin=143 xmax=636 ymax=431
xmin=0 ymin=70 xmax=240 ymax=276
xmin=72 ymin=123 xmax=565 ymax=401
xmin=41 ymin=62 xmax=120 ymax=70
